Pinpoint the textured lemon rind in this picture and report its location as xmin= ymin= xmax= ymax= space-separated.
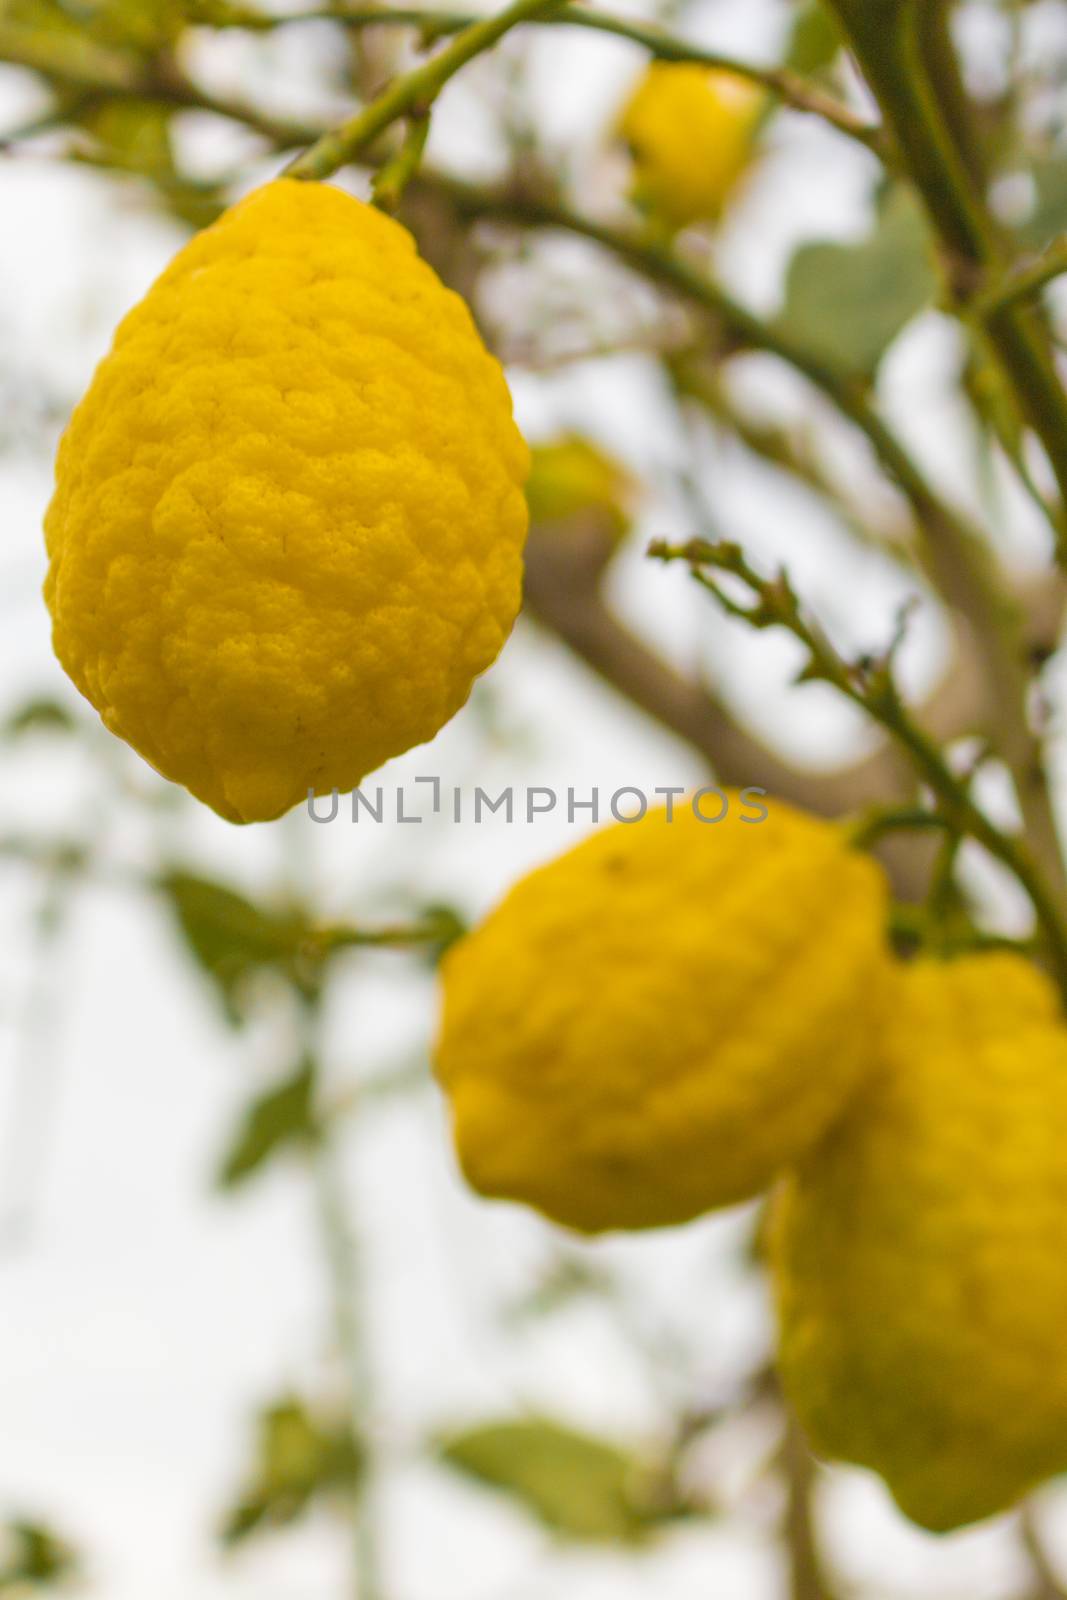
xmin=44 ymin=179 xmax=529 ymax=823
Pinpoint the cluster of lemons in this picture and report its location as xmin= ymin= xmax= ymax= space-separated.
xmin=42 ymin=62 xmax=1050 ymax=1542
xmin=435 ymin=797 xmax=1067 ymax=1535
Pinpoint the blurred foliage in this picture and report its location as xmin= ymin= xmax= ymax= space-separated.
xmin=216 ymin=1057 xmax=319 ymax=1189
xmin=778 ymin=187 xmax=938 ymax=378
xmin=158 ymin=871 xmax=319 ymax=1021
xmin=438 ymin=1418 xmax=696 ymax=1544
xmin=783 ymin=0 xmax=842 ymax=77
xmin=4 ymin=0 xmax=185 ymax=53
xmin=0 ymin=1521 xmax=78 ymax=1594
xmin=1017 ymin=153 xmax=1067 ymax=251
xmin=221 ymin=1397 xmax=363 ymax=1547
xmin=2 ymin=699 xmax=76 ymax=740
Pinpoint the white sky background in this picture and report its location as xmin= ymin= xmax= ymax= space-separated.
xmin=2 ymin=1 xmax=1067 ymax=1596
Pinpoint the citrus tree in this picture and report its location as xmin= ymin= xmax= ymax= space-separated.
xmin=4 ymin=1 xmax=1067 ymax=1597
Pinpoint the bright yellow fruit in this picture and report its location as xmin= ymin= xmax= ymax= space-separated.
xmin=434 ymin=794 xmax=889 ymax=1233
xmin=44 ymin=179 xmax=529 ymax=823
xmin=526 ymin=436 xmax=635 ymax=541
xmin=616 ymin=64 xmax=764 ymax=232
xmin=772 ymin=953 xmax=1067 ymax=1531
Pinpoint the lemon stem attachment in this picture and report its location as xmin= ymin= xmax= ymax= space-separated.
xmin=371 ymin=112 xmax=430 ymax=212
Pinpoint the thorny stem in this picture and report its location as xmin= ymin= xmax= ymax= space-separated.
xmin=650 ymin=537 xmax=1067 ymax=1002
xmin=283 ymin=0 xmax=564 ymax=181
xmin=973 ymin=241 xmax=1067 ymax=322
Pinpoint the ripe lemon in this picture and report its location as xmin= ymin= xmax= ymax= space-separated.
xmin=616 ymin=64 xmax=764 ymax=232
xmin=772 ymin=952 xmax=1067 ymax=1531
xmin=44 ymin=179 xmax=529 ymax=823
xmin=434 ymin=794 xmax=889 ymax=1233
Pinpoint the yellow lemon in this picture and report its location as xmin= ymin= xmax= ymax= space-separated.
xmin=772 ymin=952 xmax=1067 ymax=1531
xmin=435 ymin=794 xmax=889 ymax=1233
xmin=44 ymin=179 xmax=529 ymax=823
xmin=616 ymin=64 xmax=764 ymax=232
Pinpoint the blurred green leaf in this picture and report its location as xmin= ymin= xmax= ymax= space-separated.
xmin=6 ymin=0 xmax=186 ymax=51
xmin=158 ymin=871 xmax=312 ymax=1022
xmin=784 ymin=0 xmax=842 ymax=76
xmin=79 ymin=98 xmax=172 ymax=173
xmin=217 ymin=1059 xmax=318 ymax=1189
xmin=73 ymin=98 xmax=226 ymax=229
xmin=438 ymin=1418 xmax=665 ymax=1543
xmin=778 ymin=187 xmax=938 ymax=377
xmin=2 ymin=699 xmax=77 ymax=740
xmin=0 ymin=1519 xmax=78 ymax=1592
xmin=221 ymin=1397 xmax=363 ymax=1547
xmin=505 ymin=1254 xmax=611 ymax=1323
xmin=1016 ymin=154 xmax=1067 ymax=251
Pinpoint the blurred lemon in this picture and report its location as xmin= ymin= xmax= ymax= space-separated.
xmin=617 ymin=63 xmax=765 ymax=232
xmin=435 ymin=794 xmax=889 ymax=1232
xmin=773 ymin=952 xmax=1067 ymax=1530
xmin=526 ymin=435 xmax=636 ymax=542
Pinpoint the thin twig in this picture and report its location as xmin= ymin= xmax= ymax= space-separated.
xmin=283 ymin=0 xmax=564 ymax=180
xmin=1022 ymin=1499 xmax=1067 ymax=1600
xmin=190 ymin=2 xmax=883 ymax=151
xmin=972 ymin=241 xmax=1067 ymax=321
xmin=782 ymin=1414 xmax=833 ymax=1600
xmin=650 ymin=537 xmax=1067 ymax=998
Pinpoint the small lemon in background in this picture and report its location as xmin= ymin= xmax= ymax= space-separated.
xmin=525 ymin=435 xmax=636 ymax=543
xmin=616 ymin=63 xmax=765 ymax=233
xmin=44 ymin=179 xmax=529 ymax=824
xmin=434 ymin=794 xmax=890 ymax=1234
xmin=772 ymin=952 xmax=1067 ymax=1531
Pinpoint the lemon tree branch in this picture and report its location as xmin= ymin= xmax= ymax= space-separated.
xmin=427 ymin=173 xmax=1067 ymax=909
xmin=283 ymin=0 xmax=563 ymax=181
xmin=649 ymin=536 xmax=1067 ymax=998
xmin=194 ymin=1 xmax=882 ymax=154
xmin=973 ymin=241 xmax=1067 ymax=321
xmin=823 ymin=0 xmax=1067 ymax=549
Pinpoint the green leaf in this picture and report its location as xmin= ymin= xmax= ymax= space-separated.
xmin=221 ymin=1397 xmax=363 ymax=1547
xmin=0 ymin=1520 xmax=78 ymax=1591
xmin=438 ymin=1418 xmax=658 ymax=1543
xmin=217 ymin=1059 xmax=318 ymax=1189
xmin=1016 ymin=154 xmax=1067 ymax=252
xmin=784 ymin=0 xmax=843 ymax=76
xmin=158 ymin=871 xmax=311 ymax=1022
xmin=2 ymin=698 xmax=76 ymax=739
xmin=778 ymin=187 xmax=938 ymax=378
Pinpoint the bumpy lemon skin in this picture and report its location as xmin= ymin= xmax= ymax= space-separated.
xmin=772 ymin=953 xmax=1067 ymax=1532
xmin=44 ymin=179 xmax=529 ymax=823
xmin=617 ymin=64 xmax=764 ymax=232
xmin=434 ymin=794 xmax=890 ymax=1234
